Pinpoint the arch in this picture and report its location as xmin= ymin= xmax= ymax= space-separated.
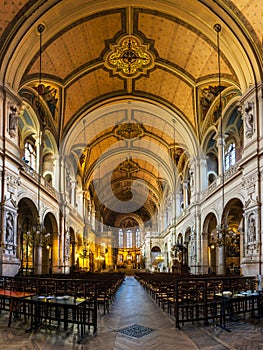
xmin=177 ymin=233 xmax=183 ymax=245
xmin=223 ymin=198 xmax=244 ymax=275
xmin=17 ymin=198 xmax=39 ymax=275
xmin=61 ymin=100 xmax=199 ymax=196
xmin=18 ymin=102 xmax=39 ymax=146
xmin=42 ymin=212 xmax=58 ymax=275
xmin=151 ymin=246 xmax=161 ymax=253
xmin=202 ymin=212 xmax=218 ymax=274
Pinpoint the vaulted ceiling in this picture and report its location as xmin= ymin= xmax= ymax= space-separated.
xmin=1 ymin=0 xmax=262 ymax=228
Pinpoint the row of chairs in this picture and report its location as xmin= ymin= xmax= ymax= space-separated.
xmin=135 ymin=272 xmax=258 ymax=328
xmin=0 ymin=272 xmax=125 ymax=331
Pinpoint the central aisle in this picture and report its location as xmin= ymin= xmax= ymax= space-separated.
xmin=89 ymin=276 xmax=198 ymax=350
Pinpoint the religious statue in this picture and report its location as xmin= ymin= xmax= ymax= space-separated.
xmin=248 ymin=216 xmax=256 ymax=243
xmin=244 ymin=102 xmax=254 ymax=138
xmin=6 ymin=212 xmax=14 ymax=243
xmin=8 ymin=105 xmax=19 ymax=138
xmin=65 ymin=229 xmax=70 ymax=261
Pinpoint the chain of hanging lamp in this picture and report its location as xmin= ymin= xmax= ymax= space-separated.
xmin=214 ymin=24 xmax=228 ymax=265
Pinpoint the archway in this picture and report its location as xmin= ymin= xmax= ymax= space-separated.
xmin=151 ymin=246 xmax=161 ymax=271
xmin=18 ymin=198 xmax=58 ymax=275
xmin=17 ymin=198 xmax=38 ymax=275
xmin=223 ymin=198 xmax=243 ymax=275
xmin=203 ymin=213 xmax=218 ymax=275
xmin=43 ymin=213 xmax=58 ymax=275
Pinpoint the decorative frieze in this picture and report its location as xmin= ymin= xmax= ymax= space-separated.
xmin=242 ymin=172 xmax=258 ymax=197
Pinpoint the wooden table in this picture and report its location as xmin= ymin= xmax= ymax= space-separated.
xmin=0 ymin=289 xmax=36 ymax=327
xmin=215 ymin=291 xmax=262 ymax=331
xmin=23 ymin=295 xmax=93 ymax=343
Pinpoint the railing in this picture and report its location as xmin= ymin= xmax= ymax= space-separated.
xmin=201 ymin=163 xmax=240 ymax=201
xmin=20 ymin=162 xmax=59 ymax=198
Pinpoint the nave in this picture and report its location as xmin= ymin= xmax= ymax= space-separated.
xmin=0 ymin=276 xmax=263 ymax=350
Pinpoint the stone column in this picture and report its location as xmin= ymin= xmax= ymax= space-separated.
xmin=2 ymin=173 xmax=21 ymax=276
xmin=53 ymin=155 xmax=60 ymax=189
xmin=215 ymin=133 xmax=225 ymax=176
xmin=183 ymin=182 xmax=188 ymax=209
xmin=35 ymin=243 xmax=43 ymax=275
xmin=216 ymin=225 xmax=225 ymax=274
xmin=199 ymin=155 xmax=208 ymax=192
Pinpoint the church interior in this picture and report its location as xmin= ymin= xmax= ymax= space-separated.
xmin=0 ymin=1 xmax=263 ymax=347
xmin=1 ymin=0 xmax=262 ymax=279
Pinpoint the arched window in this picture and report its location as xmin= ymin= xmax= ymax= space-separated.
xmin=118 ymin=229 xmax=123 ymax=248
xmin=135 ymin=228 xmax=140 ymax=248
xmin=127 ymin=229 xmax=132 ymax=248
xmin=24 ymin=140 xmax=37 ymax=170
xmin=44 ymin=173 xmax=52 ymax=184
xmin=179 ymin=177 xmax=184 ymax=212
xmin=208 ymin=172 xmax=216 ymax=185
xmin=225 ymin=142 xmax=236 ymax=170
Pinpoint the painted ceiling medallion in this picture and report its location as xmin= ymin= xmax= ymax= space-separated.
xmin=118 ymin=158 xmax=140 ymax=176
xmin=114 ymin=122 xmax=144 ymax=140
xmin=104 ymin=36 xmax=155 ymax=78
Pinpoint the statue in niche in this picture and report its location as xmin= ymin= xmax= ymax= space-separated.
xmin=6 ymin=212 xmax=14 ymax=243
xmin=8 ymin=105 xmax=19 ymax=138
xmin=65 ymin=230 xmax=70 ymax=261
xmin=248 ymin=216 xmax=256 ymax=243
xmin=244 ymin=102 xmax=254 ymax=138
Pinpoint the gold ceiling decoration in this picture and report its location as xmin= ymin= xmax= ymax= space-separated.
xmin=104 ymin=35 xmax=155 ymax=78
xmin=118 ymin=158 xmax=140 ymax=176
xmin=114 ymin=122 xmax=144 ymax=140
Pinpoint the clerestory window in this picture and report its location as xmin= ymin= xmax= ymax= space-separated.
xmin=225 ymin=142 xmax=236 ymax=170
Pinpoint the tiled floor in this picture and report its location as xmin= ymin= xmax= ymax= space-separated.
xmin=0 ymin=276 xmax=263 ymax=349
